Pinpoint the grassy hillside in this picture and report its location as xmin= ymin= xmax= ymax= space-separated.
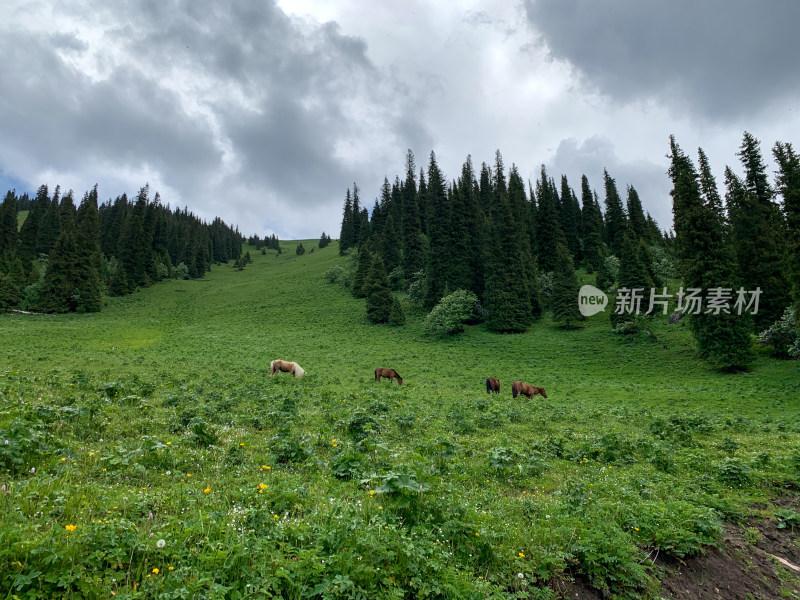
xmin=1 ymin=241 xmax=799 ymax=599
xmin=18 ymin=209 xmax=28 ymax=230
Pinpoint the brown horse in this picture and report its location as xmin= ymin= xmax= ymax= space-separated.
xmin=512 ymin=381 xmax=547 ymax=399
xmin=375 ymin=368 xmax=402 ymax=386
xmin=486 ymin=378 xmax=500 ymax=394
xmin=270 ymin=359 xmax=306 ymax=378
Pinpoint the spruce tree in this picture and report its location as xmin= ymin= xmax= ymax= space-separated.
xmin=611 ymin=232 xmax=655 ymax=328
xmin=626 ymin=186 xmax=648 ymax=243
xmin=551 ymin=243 xmax=583 ymax=328
xmin=579 ymin=176 xmax=602 ymax=272
xmin=380 ymin=212 xmax=402 ymax=275
xmin=669 ymin=136 xmax=754 ymax=370
xmin=74 ymin=186 xmax=103 ymax=312
xmin=534 ymin=166 xmax=566 ymax=272
xmin=424 ymin=151 xmax=452 ymax=308
xmin=388 ymin=296 xmax=406 ymax=326
xmin=339 ymin=188 xmax=355 ymax=255
xmin=39 ymin=223 xmax=81 ymax=312
xmin=401 ymin=150 xmax=424 ymax=275
xmin=0 ymin=190 xmax=18 ymax=258
xmin=37 ymin=186 xmax=61 ymax=256
xmin=352 ymin=245 xmax=372 ymax=298
xmin=773 ymin=141 xmax=800 ymax=303
xmin=602 ymin=170 xmax=628 ymax=255
xmin=365 ymin=254 xmax=393 ymax=324
xmin=509 ymin=165 xmax=541 ymax=318
xmin=559 ymin=176 xmax=581 ymax=260
xmin=19 ymin=185 xmax=49 ymax=263
xmin=727 ymin=132 xmax=790 ymax=329
xmin=484 ymin=187 xmax=532 ymax=332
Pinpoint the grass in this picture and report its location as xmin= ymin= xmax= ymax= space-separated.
xmin=1 ymin=240 xmax=799 ymax=599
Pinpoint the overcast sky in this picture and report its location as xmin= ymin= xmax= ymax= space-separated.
xmin=1 ymin=1 xmax=798 ymax=240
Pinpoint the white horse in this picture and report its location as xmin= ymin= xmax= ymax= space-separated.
xmin=269 ymin=359 xmax=306 ymax=378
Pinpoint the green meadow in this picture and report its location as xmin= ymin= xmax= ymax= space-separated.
xmin=1 ymin=242 xmax=799 ymax=599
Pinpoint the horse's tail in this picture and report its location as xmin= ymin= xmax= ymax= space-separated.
xmin=375 ymin=369 xmax=379 ymax=381
xmin=269 ymin=360 xmax=276 ymax=376
xmin=486 ymin=378 xmax=491 ymax=394
xmin=512 ymin=382 xmax=518 ymax=398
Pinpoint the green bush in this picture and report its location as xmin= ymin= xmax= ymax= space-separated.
xmin=423 ymin=289 xmax=478 ymax=336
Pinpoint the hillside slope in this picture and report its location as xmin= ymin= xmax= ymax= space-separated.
xmin=1 ymin=242 xmax=798 ymax=599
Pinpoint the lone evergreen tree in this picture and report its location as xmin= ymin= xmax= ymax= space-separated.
xmin=339 ymin=188 xmax=355 ymax=255
xmin=773 ymin=141 xmax=800 ymax=304
xmin=602 ymin=170 xmax=628 ymax=256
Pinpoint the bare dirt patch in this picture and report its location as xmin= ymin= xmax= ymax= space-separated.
xmin=554 ymin=496 xmax=800 ymax=599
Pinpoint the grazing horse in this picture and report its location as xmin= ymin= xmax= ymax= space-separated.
xmin=512 ymin=381 xmax=547 ymax=399
xmin=375 ymin=368 xmax=402 ymax=386
xmin=270 ymin=359 xmax=306 ymax=378
xmin=486 ymin=378 xmax=500 ymax=394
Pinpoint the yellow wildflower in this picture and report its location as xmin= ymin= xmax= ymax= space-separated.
xmin=152 ymin=568 xmax=159 ymax=575
xmin=65 ymin=524 xmax=76 ymax=532
xmin=204 ymin=487 xmax=211 ymax=494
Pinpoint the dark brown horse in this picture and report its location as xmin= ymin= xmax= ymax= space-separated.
xmin=270 ymin=359 xmax=306 ymax=378
xmin=375 ymin=368 xmax=402 ymax=386
xmin=486 ymin=378 xmax=500 ymax=394
xmin=512 ymin=381 xmax=547 ymax=399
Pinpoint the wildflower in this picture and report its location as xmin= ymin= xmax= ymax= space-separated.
xmin=518 ymin=552 xmax=525 ymax=558
xmin=634 ymin=527 xmax=640 ymax=531
xmin=168 ymin=566 xmax=174 ymax=571
xmin=166 ymin=442 xmax=171 ymax=445
xmin=475 ymin=532 xmax=479 ymax=536
xmin=378 ymin=506 xmax=383 ymax=510
xmin=517 ymin=573 xmax=524 ymax=579
xmin=3 ymin=440 xmax=7 ymax=445
xmin=186 ymin=473 xmax=191 ymax=477
xmin=156 ymin=539 xmax=166 ymax=548
xmin=274 ymin=514 xmax=279 ymax=519
xmin=89 ymin=452 xmax=94 ymax=456
xmin=149 ymin=512 xmax=153 ymax=519
xmin=204 ymin=487 xmax=211 ymax=494
xmin=152 ymin=568 xmax=159 ymax=574
xmin=369 ymin=490 xmax=375 ymax=496
xmin=65 ymin=525 xmax=76 ymax=531
xmin=239 ymin=443 xmax=245 ymax=447
xmin=61 ymin=457 xmax=66 ymax=462
xmin=259 ymin=483 xmax=267 ymax=489
xmin=1 ymin=485 xmax=5 ymax=492
xmin=30 ymin=467 xmax=35 ymax=474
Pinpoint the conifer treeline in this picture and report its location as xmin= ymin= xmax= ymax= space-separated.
xmin=0 ymin=183 xmax=244 ymax=312
xmin=339 ymin=149 xmax=667 ymax=332
xmin=669 ymin=132 xmax=800 ymax=369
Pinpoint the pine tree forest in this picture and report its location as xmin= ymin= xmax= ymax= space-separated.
xmin=339 ymin=134 xmax=799 ymax=369
xmin=0 ymin=183 xmax=244 ymax=313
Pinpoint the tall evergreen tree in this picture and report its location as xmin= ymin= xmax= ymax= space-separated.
xmin=401 ymin=150 xmax=424 ymax=275
xmin=551 ymin=243 xmax=583 ymax=328
xmin=0 ymin=190 xmax=18 ymax=258
xmin=611 ymin=232 xmax=654 ymax=328
xmin=603 ymin=170 xmax=628 ymax=255
xmin=19 ymin=185 xmax=49 ymax=263
xmin=365 ymin=254 xmax=394 ymax=324
xmin=625 ymin=186 xmax=648 ymax=243
xmin=509 ymin=165 xmax=541 ymax=318
xmin=39 ymin=222 xmax=81 ymax=312
xmin=484 ymin=184 xmax=532 ymax=332
xmin=339 ymin=188 xmax=355 ymax=255
xmin=580 ymin=175 xmax=603 ymax=273
xmin=727 ymin=132 xmax=790 ymax=329
xmin=534 ymin=166 xmax=566 ymax=272
xmin=352 ymin=244 xmax=372 ymax=298
xmin=424 ymin=151 xmax=452 ymax=308
xmin=37 ymin=185 xmax=61 ymax=256
xmin=559 ymin=175 xmax=582 ymax=260
xmin=773 ymin=141 xmax=800 ymax=304
xmin=669 ymin=136 xmax=754 ymax=370
xmin=73 ymin=185 xmax=103 ymax=311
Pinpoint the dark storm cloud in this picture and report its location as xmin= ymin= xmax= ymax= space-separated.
xmin=524 ymin=0 xmax=800 ymax=120
xmin=1 ymin=0 xmax=430 ymax=235
xmin=547 ymin=136 xmax=673 ymax=231
xmin=0 ymin=30 xmax=220 ymax=178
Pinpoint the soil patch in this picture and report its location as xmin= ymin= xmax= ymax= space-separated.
xmin=554 ymin=496 xmax=800 ymax=599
